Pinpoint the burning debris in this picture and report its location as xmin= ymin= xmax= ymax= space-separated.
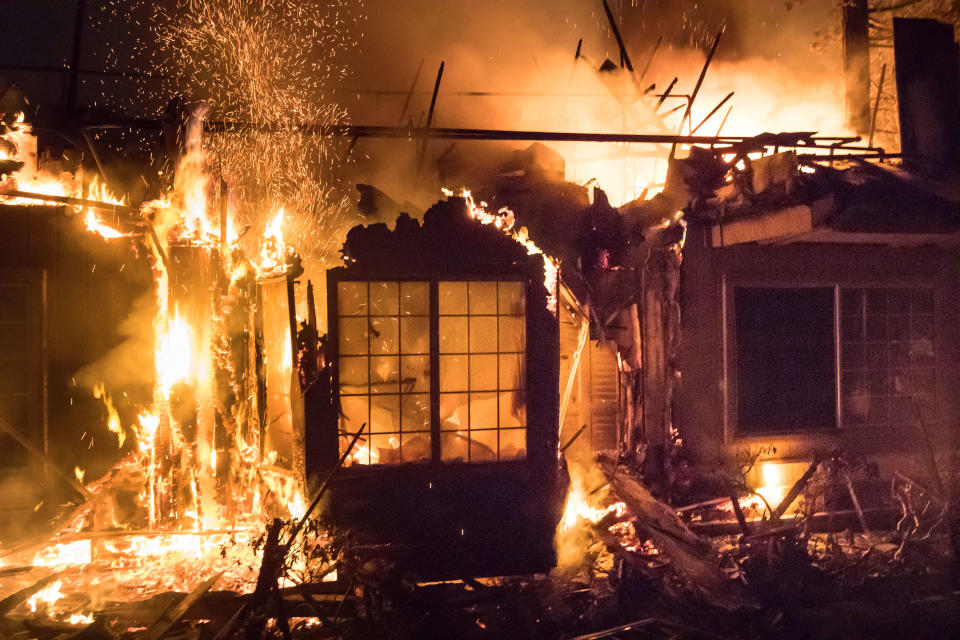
xmin=1 ymin=2 xmax=959 ymax=639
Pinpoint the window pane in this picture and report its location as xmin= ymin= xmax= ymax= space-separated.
xmin=439 ymin=281 xmax=467 ymax=315
xmin=469 ymin=316 xmax=498 ymax=352
xmin=469 ymin=429 xmax=498 ymax=462
xmin=371 ymin=434 xmax=401 ymax=464
xmin=369 ymin=281 xmax=399 ymax=316
xmin=839 ymin=287 xmax=937 ymax=428
xmin=338 ymin=317 xmax=368 ymax=355
xmin=470 ymin=392 xmax=498 ymax=428
xmin=340 ymin=395 xmax=368 ymax=432
xmin=370 ymin=317 xmax=399 ymax=354
xmin=370 ymin=356 xmax=399 ymax=393
xmin=441 ymin=430 xmax=470 ymax=462
xmin=735 ymin=287 xmax=836 ymax=432
xmin=469 ymin=281 xmax=497 ymax=314
xmin=400 ymin=355 xmax=430 ymax=393
xmin=400 ymin=317 xmax=429 ymax=354
xmin=439 ymin=392 xmax=468 ymax=429
xmin=499 ymin=429 xmax=526 ymax=460
xmin=342 ymin=433 xmax=371 ymax=465
xmin=400 ymin=432 xmax=431 ymax=462
xmin=337 ymin=282 xmax=367 ymax=316
xmin=889 ymin=290 xmax=910 ymax=314
xmin=401 ymin=393 xmax=430 ymax=430
xmin=498 ymin=281 xmax=524 ymax=315
xmin=439 ymin=316 xmax=467 ymax=353
xmin=371 ymin=394 xmax=400 ymax=433
xmin=498 ymin=316 xmax=525 ymax=352
xmin=840 ymin=289 xmax=862 ymax=316
xmin=911 ymin=288 xmax=934 ymax=313
xmin=440 ymin=354 xmax=468 ymax=392
xmin=469 ymin=355 xmax=498 ymax=391
xmin=499 ymin=353 xmax=524 ymax=390
xmin=400 ymin=281 xmax=429 ymax=315
xmin=339 ymin=356 xmax=368 ymax=393
xmin=499 ymin=391 xmax=526 ymax=427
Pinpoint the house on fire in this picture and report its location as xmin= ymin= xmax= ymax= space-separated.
xmin=302 ymin=18 xmax=960 ymax=572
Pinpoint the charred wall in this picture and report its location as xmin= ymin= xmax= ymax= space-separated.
xmin=676 ymin=224 xmax=960 ymax=477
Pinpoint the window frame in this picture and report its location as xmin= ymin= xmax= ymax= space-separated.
xmin=332 ymin=275 xmax=529 ymax=466
xmin=723 ymin=276 xmax=939 ymax=442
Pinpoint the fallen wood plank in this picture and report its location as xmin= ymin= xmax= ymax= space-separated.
xmin=597 ymin=461 xmax=756 ymax=610
xmin=771 ymin=456 xmax=820 ymax=521
xmin=140 ymin=572 xmax=222 ymax=640
xmin=729 ymin=490 xmax=749 ymax=536
xmin=690 ymin=507 xmax=902 ymax=537
xmin=842 ymin=470 xmax=873 ymax=537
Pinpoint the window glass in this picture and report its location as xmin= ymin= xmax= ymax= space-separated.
xmin=840 ymin=287 xmax=936 ymax=427
xmin=340 ymin=279 xmax=526 ymax=464
xmin=439 ymin=317 xmax=467 ymax=353
xmin=338 ymin=317 xmax=368 ymax=355
xmin=337 ymin=281 xmax=367 ymax=316
xmin=440 ymin=355 xmax=469 ymax=392
xmin=498 ymin=281 xmax=524 ymax=315
xmin=439 ymin=281 xmax=467 ymax=315
xmin=401 ymin=281 xmax=429 ymax=315
xmin=469 ymin=281 xmax=497 ymax=314
xmin=369 ymin=281 xmax=399 ymax=316
xmin=370 ymin=317 xmax=398 ymax=354
xmin=339 ymin=281 xmax=430 ymax=466
xmin=400 ymin=317 xmax=429 ymax=354
xmin=734 ymin=287 xmax=836 ymax=433
xmin=469 ymin=316 xmax=498 ymax=352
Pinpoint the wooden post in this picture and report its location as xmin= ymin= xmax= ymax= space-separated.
xmin=842 ymin=0 xmax=871 ymax=135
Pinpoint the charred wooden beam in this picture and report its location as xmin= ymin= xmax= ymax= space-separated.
xmin=601 ymin=0 xmax=634 ymax=72
xmin=842 ymin=0 xmax=871 ymax=135
xmin=770 ymin=456 xmax=820 ymax=521
xmin=83 ymin=120 xmax=862 ymax=148
xmin=867 ymin=62 xmax=887 ymax=148
xmin=141 ymin=573 xmax=222 ymax=640
xmin=690 ymin=91 xmax=734 ymax=135
xmin=672 ymin=28 xmax=723 ymax=157
xmin=397 ymin=58 xmax=424 ymax=125
xmin=0 ymin=189 xmax=134 ymax=213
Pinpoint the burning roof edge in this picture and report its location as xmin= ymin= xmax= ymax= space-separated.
xmin=674 ymin=148 xmax=960 ymax=248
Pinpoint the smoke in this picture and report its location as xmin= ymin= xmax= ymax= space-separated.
xmin=74 ymin=290 xmax=157 ymax=396
xmin=342 ymin=0 xmax=849 ymax=207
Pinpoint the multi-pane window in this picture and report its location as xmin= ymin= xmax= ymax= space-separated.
xmin=840 ymin=287 xmax=936 ymax=427
xmin=731 ymin=285 xmax=938 ymax=435
xmin=338 ymin=281 xmax=432 ymax=465
xmin=438 ymin=281 xmax=526 ymax=462
xmin=336 ymin=280 xmax=526 ymax=465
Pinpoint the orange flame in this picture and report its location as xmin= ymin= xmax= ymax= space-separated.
xmin=443 ymin=188 xmax=559 ymax=313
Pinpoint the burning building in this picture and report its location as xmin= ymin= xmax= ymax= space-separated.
xmin=0 ymin=2 xmax=958 ymax=638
